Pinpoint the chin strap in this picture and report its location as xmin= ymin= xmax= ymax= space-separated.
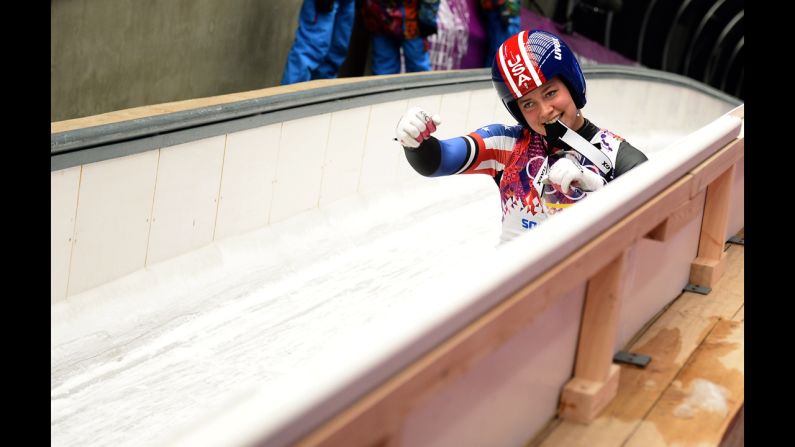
xmin=544 ymin=119 xmax=613 ymax=175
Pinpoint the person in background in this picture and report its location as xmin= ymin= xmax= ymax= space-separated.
xmin=480 ymin=0 xmax=521 ymax=67
xmin=360 ymin=0 xmax=441 ymax=74
xmin=427 ymin=0 xmax=471 ymax=71
xmin=394 ymin=29 xmax=648 ymax=242
xmin=281 ymin=0 xmax=356 ymax=84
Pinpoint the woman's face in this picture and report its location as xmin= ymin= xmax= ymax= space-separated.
xmin=516 ymin=76 xmax=584 ymax=136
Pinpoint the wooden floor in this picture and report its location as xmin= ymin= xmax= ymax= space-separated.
xmin=530 ymin=231 xmax=744 ymax=447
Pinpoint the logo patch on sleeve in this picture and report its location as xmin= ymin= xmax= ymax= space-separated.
xmin=591 ymin=130 xmax=625 ymax=152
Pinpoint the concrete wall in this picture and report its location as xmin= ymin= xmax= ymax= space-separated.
xmin=50 ymin=0 xmax=564 ymax=122
xmin=51 ymin=0 xmax=302 ymax=121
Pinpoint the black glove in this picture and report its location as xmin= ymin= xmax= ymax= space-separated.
xmin=316 ymin=0 xmax=334 ymax=14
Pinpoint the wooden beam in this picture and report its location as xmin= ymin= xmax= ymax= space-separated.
xmin=691 ymin=164 xmax=736 ymax=287
xmin=643 ymin=190 xmax=706 ymax=242
xmin=689 ymin=138 xmax=743 ymax=198
xmin=560 ymin=365 xmax=621 ymax=424
xmin=643 ymin=219 xmax=668 ymax=242
xmin=697 ymin=164 xmax=737 ymax=262
xmin=631 ymin=176 xmax=695 ymax=240
xmin=559 ymin=250 xmax=628 ymax=423
xmin=690 ymin=255 xmax=728 ymax=289
xmin=575 ymin=252 xmax=628 ymax=383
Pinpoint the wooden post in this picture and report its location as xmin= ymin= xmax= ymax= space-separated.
xmin=559 ymin=249 xmax=628 ymax=423
xmin=690 ymin=164 xmax=736 ymax=287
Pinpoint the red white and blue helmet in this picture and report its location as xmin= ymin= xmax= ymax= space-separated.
xmin=491 ymin=29 xmax=587 ymax=128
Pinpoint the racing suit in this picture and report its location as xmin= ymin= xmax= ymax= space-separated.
xmin=403 ymin=118 xmax=648 ymax=240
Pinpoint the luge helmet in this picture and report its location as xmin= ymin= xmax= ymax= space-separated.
xmin=491 ymin=29 xmax=586 ymax=128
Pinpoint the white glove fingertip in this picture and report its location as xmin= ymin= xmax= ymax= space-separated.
xmin=402 ymin=127 xmax=416 ymax=140
xmin=561 ymin=177 xmax=572 ymax=194
xmin=565 ymin=168 xmax=581 ymax=193
xmin=584 ymin=169 xmax=606 ymax=191
xmin=406 ymin=122 xmax=423 ymax=139
xmin=409 ymin=116 xmax=427 ymax=133
xmin=431 ymin=114 xmax=442 ymax=126
xmin=546 ymin=168 xmax=560 ymax=186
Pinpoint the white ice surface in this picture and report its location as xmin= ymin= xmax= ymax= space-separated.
xmin=51 ymin=175 xmax=504 ymax=447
